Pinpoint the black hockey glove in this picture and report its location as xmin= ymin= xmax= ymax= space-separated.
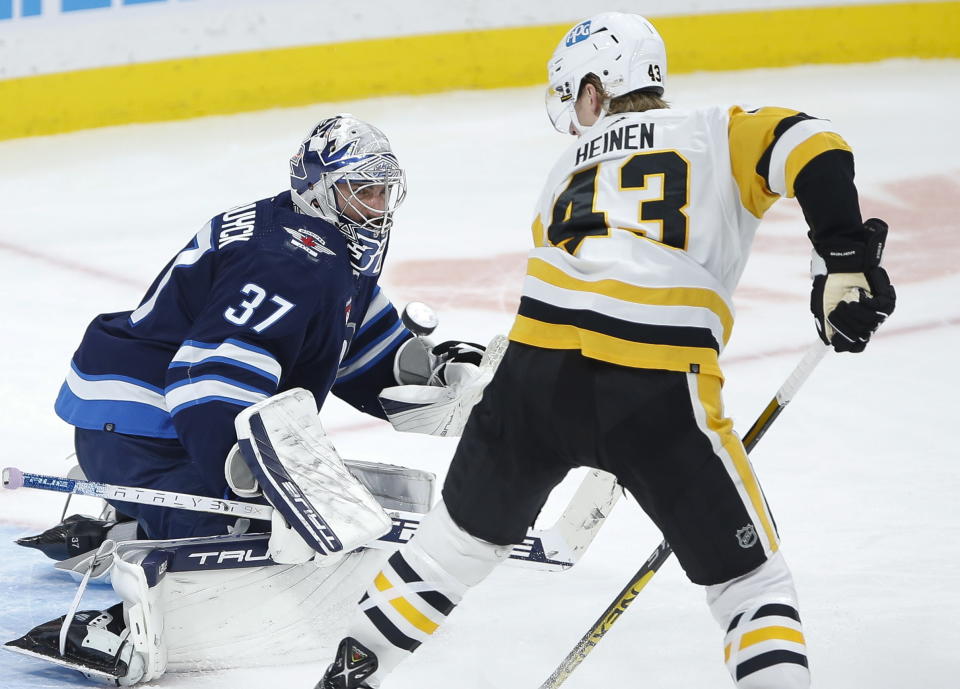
xmin=810 ymin=218 xmax=896 ymax=353
xmin=430 ymin=340 xmax=485 ymax=386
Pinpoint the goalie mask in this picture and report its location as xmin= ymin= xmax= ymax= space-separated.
xmin=290 ymin=114 xmax=407 ymax=276
xmin=545 ymin=13 xmax=667 ymax=135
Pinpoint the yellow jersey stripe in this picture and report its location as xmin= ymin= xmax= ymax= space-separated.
xmin=389 ymin=597 xmax=440 ymax=636
xmin=374 ymin=572 xmax=392 ymax=592
xmin=508 ymin=315 xmax=724 ymax=379
xmin=784 ymin=131 xmax=852 ymax=197
xmin=728 ymin=106 xmax=798 ymax=218
xmin=531 ymin=215 xmax=546 ymax=247
xmin=696 ymin=375 xmax=779 ymax=551
xmin=526 ymin=257 xmax=734 ymax=344
xmin=740 ymin=625 xmax=806 ymax=650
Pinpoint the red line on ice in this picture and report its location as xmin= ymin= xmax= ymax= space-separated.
xmin=0 ymin=239 xmax=143 ymax=288
xmin=1 ymin=238 xmax=953 ymax=434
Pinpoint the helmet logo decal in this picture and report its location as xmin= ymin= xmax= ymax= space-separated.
xmin=565 ymin=20 xmax=591 ymax=47
xmin=310 ymin=117 xmax=364 ymax=170
xmin=546 ymin=14 xmax=667 ymax=134
xmin=290 ymin=143 xmax=307 ymax=182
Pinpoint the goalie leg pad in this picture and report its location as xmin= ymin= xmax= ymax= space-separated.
xmin=344 ymin=459 xmax=435 ymax=513
xmin=235 ymin=389 xmax=391 ymax=558
xmin=707 ymin=552 xmax=810 ymax=688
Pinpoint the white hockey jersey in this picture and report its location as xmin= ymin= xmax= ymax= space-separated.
xmin=508 ymin=105 xmax=851 ymax=379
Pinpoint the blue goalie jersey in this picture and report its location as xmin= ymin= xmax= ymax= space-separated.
xmin=55 ymin=191 xmax=412 ymax=473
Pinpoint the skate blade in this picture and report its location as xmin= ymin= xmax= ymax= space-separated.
xmin=4 ymin=638 xmax=122 ymax=681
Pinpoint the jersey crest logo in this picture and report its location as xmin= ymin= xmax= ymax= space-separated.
xmin=283 ymin=226 xmax=336 ymax=259
xmin=565 ymin=20 xmax=591 ymax=47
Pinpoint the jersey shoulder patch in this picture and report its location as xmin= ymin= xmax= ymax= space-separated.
xmin=727 ymin=105 xmax=851 ymax=217
xmin=212 ymin=194 xmax=347 ymax=266
xmin=281 ymin=226 xmax=338 ymax=260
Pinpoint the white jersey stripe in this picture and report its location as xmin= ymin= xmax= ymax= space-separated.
xmin=685 ymin=372 xmax=778 ymax=556
xmin=130 ymin=222 xmax=214 ymax=325
xmin=523 ymin=274 xmax=727 ymax=350
xmin=64 ymin=365 xmax=168 ymax=410
xmin=165 ymin=378 xmax=267 ymax=414
xmin=767 ymin=119 xmax=836 ymax=197
xmin=359 ymin=288 xmax=391 ymax=330
xmin=171 ymin=339 xmax=282 ymax=383
xmin=336 ymin=321 xmax=406 ymax=380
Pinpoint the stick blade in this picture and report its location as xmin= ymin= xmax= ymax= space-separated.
xmin=536 ymin=470 xmax=621 ymax=569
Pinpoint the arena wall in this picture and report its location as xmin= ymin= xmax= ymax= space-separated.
xmin=1 ymin=0 xmax=956 ymax=140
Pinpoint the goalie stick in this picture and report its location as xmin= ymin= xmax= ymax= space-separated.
xmin=537 ymin=341 xmax=830 ymax=689
xmin=2 ymin=466 xmax=619 ymax=573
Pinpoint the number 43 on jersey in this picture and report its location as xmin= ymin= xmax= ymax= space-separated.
xmin=548 ymin=150 xmax=690 ymax=254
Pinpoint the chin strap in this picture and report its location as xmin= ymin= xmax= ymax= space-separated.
xmin=570 ymin=107 xmax=608 ymax=136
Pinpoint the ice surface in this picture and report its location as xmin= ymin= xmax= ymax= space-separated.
xmin=0 ymin=59 xmax=958 ymax=688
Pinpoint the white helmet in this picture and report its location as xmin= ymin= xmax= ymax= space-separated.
xmin=290 ymin=114 xmax=407 ymax=276
xmin=545 ymin=13 xmax=667 ymax=134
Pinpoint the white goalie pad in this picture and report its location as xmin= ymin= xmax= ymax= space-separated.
xmin=345 ymin=458 xmax=434 ymax=513
xmin=162 ymin=548 xmax=386 ymax=671
xmin=21 ymin=468 xmax=620 ymax=680
xmin=379 ymin=334 xmax=508 ymax=437
xmin=41 ymin=536 xmax=385 ymax=681
xmin=235 ymin=389 xmax=391 ymax=559
xmin=106 ymin=535 xmax=385 ymax=674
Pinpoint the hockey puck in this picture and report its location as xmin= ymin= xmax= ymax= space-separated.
xmin=401 ymin=301 xmax=439 ymax=337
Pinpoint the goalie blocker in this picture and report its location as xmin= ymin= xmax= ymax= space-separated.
xmin=234 ymin=388 xmax=392 ymax=563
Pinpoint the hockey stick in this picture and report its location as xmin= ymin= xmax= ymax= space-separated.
xmin=2 ymin=466 xmax=619 ymax=572
xmin=537 ymin=341 xmax=830 ymax=689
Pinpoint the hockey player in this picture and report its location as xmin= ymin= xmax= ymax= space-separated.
xmin=7 ymin=114 xmax=487 ymax=684
xmin=318 ymin=13 xmax=896 ymax=689
xmin=20 ymin=113 xmax=482 ymax=554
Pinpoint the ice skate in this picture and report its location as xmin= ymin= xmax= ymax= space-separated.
xmin=317 ymin=636 xmax=378 ymax=689
xmin=4 ymin=602 xmax=145 ymax=684
xmin=15 ymin=513 xmax=137 ymax=561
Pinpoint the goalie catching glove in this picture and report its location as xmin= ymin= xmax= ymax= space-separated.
xmin=810 ymin=218 xmax=896 ymax=353
xmin=393 ymin=336 xmax=486 ymax=386
xmin=381 ymin=335 xmax=507 ymax=437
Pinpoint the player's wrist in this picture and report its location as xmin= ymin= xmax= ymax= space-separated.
xmin=811 ymin=218 xmax=888 ymax=274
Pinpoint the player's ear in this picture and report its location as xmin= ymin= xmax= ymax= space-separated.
xmin=584 ymin=82 xmax=602 ymax=115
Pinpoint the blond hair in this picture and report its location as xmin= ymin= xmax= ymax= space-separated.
xmin=580 ymin=73 xmax=669 ymax=113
